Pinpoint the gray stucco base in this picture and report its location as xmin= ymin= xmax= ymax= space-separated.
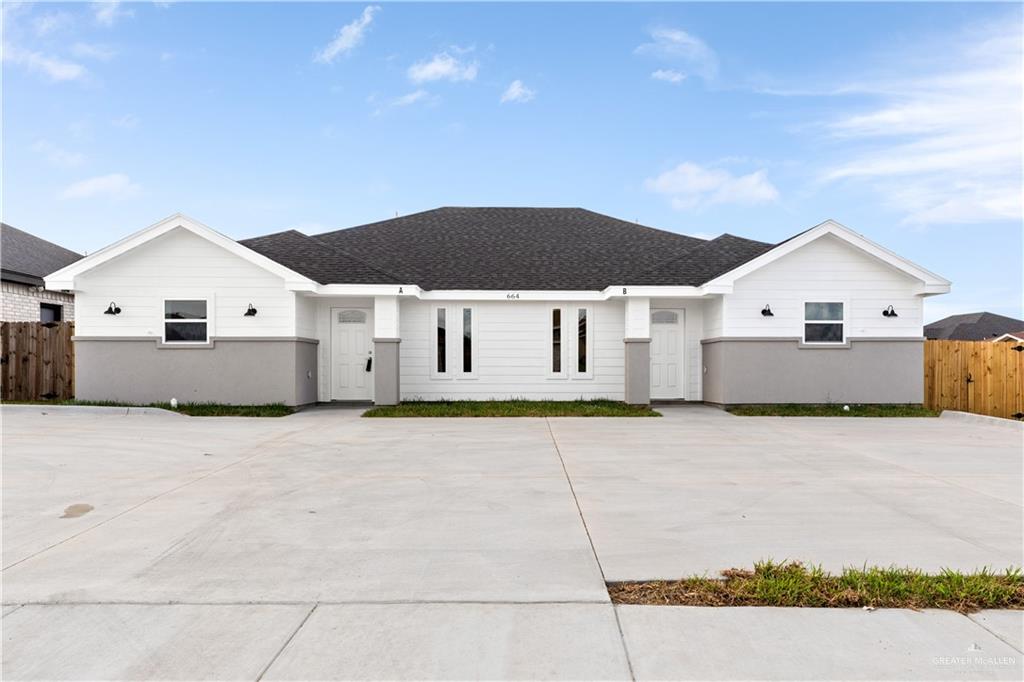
xmin=373 ymin=338 xmax=400 ymax=406
xmin=701 ymin=337 xmax=924 ymax=405
xmin=74 ymin=337 xmax=319 ymax=406
xmin=624 ymin=338 xmax=651 ymax=405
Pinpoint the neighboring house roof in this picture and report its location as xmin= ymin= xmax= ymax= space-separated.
xmin=1 ymin=223 xmax=83 ymax=287
xmin=993 ymin=331 xmax=1024 ymax=342
xmin=925 ymin=312 xmax=1024 ymax=340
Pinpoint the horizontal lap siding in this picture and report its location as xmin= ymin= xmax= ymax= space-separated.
xmin=723 ymin=234 xmax=924 ymax=338
xmin=74 ymin=228 xmax=297 ymax=338
xmin=399 ymin=299 xmax=625 ymax=400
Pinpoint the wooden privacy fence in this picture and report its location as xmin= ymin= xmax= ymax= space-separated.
xmin=1 ymin=321 xmax=75 ymax=401
xmin=924 ymin=339 xmax=1024 ymax=420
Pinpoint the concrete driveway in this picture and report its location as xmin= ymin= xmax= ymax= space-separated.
xmin=2 ymin=405 xmax=1021 ymax=680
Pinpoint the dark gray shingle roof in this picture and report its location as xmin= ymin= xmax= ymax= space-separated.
xmin=239 ymin=230 xmax=402 ymax=285
xmin=240 ymin=207 xmax=778 ymax=290
xmin=1 ymin=223 xmax=83 ymax=286
xmin=925 ymin=312 xmax=1024 ymax=340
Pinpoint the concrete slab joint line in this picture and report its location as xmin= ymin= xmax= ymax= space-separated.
xmin=544 ymin=417 xmax=637 ymax=682
xmin=256 ymin=603 xmax=319 ymax=681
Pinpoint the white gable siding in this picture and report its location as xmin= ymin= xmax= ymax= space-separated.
xmin=721 ymin=234 xmax=924 ymax=338
xmin=74 ymin=227 xmax=297 ymax=337
xmin=399 ymin=299 xmax=625 ymax=400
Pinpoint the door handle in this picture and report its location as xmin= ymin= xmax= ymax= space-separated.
xmin=365 ymin=357 xmax=373 ymax=372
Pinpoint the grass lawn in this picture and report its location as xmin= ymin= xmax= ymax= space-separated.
xmin=8 ymin=400 xmax=294 ymax=417
xmin=363 ymin=399 xmax=661 ymax=417
xmin=608 ymin=561 xmax=1024 ymax=613
xmin=727 ymin=403 xmax=939 ymax=417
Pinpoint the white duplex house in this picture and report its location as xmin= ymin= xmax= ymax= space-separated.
xmin=45 ymin=208 xmax=950 ymax=407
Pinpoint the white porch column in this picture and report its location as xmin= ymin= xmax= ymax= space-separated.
xmin=373 ymin=295 xmax=401 ymax=405
xmin=624 ymin=297 xmax=651 ymax=405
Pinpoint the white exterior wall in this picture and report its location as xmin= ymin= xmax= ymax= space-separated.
xmin=74 ymin=227 xmax=300 ymax=338
xmin=398 ymin=299 xmax=626 ymax=400
xmin=719 ymin=234 xmax=924 ymax=339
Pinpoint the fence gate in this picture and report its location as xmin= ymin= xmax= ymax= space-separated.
xmin=1 ymin=321 xmax=75 ymax=401
xmin=924 ymin=339 xmax=1024 ymax=420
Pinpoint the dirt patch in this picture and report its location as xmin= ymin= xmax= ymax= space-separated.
xmin=60 ymin=504 xmax=94 ymax=518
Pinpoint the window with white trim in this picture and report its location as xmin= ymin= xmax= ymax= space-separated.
xmin=164 ymin=299 xmax=208 ymax=343
xmin=573 ymin=306 xmax=593 ymax=378
xmin=550 ymin=307 xmax=565 ymax=377
xmin=803 ymin=302 xmax=844 ymax=343
xmin=432 ymin=305 xmax=476 ymax=377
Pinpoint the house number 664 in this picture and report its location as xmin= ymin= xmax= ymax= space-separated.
xmin=506 ymin=292 xmax=520 ymax=300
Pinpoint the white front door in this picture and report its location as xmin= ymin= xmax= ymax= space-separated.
xmin=650 ymin=309 xmax=684 ymax=400
xmin=331 ymin=308 xmax=374 ymax=401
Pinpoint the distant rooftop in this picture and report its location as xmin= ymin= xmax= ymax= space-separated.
xmin=924 ymin=311 xmax=1024 ymax=340
xmin=1 ymin=223 xmax=83 ymax=287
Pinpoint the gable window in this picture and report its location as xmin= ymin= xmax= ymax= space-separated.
xmin=39 ymin=303 xmax=62 ymax=323
xmin=804 ymin=302 xmax=844 ymax=344
xmin=164 ymin=299 xmax=208 ymax=343
xmin=436 ymin=308 xmax=447 ymax=373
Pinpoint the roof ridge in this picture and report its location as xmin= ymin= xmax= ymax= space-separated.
xmin=635 ymin=234 xmax=730 ymax=278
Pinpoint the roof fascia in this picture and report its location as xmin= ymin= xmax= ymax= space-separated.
xmin=702 ymin=220 xmax=952 ymax=292
xmin=45 ymin=214 xmax=317 ymax=291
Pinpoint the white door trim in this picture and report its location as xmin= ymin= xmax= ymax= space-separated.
xmin=330 ymin=306 xmax=374 ymax=401
xmin=650 ymin=307 xmax=685 ymax=400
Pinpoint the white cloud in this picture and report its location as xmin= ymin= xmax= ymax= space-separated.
xmin=112 ymin=114 xmax=139 ymax=128
xmin=314 ymin=5 xmax=380 ymax=64
xmin=92 ymin=1 xmax=132 ymax=27
xmin=3 ymin=45 xmax=86 ymax=82
xmin=818 ymin=19 xmax=1022 ymax=226
xmin=59 ymin=173 xmax=141 ymax=200
xmin=651 ymin=69 xmax=686 ymax=84
xmin=636 ymin=28 xmax=718 ymax=80
xmin=32 ymin=140 xmax=84 ymax=168
xmin=500 ymin=79 xmax=535 ymax=103
xmin=645 ymin=162 xmax=779 ymax=210
xmin=33 ymin=11 xmax=73 ymax=36
xmin=408 ymin=52 xmax=478 ymax=84
xmin=71 ymin=43 xmax=116 ymax=61
xmin=391 ymin=89 xmax=429 ymax=107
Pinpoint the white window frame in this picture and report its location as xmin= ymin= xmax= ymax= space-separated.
xmin=547 ymin=304 xmax=568 ymax=379
xmin=161 ymin=297 xmax=212 ymax=345
xmin=430 ymin=305 xmax=451 ymax=379
xmin=456 ymin=305 xmax=478 ymax=380
xmin=431 ymin=304 xmax=477 ymax=379
xmin=802 ymin=300 xmax=846 ymax=345
xmin=571 ymin=305 xmax=594 ymax=379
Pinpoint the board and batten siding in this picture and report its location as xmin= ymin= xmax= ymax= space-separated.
xmin=398 ymin=299 xmax=626 ymax=400
xmin=719 ymin=234 xmax=924 ymax=338
xmin=73 ymin=227 xmax=299 ymax=338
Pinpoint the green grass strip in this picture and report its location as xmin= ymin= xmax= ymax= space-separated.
xmin=364 ymin=399 xmax=660 ymax=418
xmin=8 ymin=400 xmax=293 ymax=417
xmin=727 ymin=403 xmax=939 ymax=417
xmin=608 ymin=561 xmax=1024 ymax=613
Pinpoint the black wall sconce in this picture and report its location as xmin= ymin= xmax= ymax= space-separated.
xmin=103 ymin=302 xmax=121 ymax=315
xmin=882 ymin=305 xmax=898 ymax=318
xmin=761 ymin=304 xmax=774 ymax=317
xmin=244 ymin=303 xmax=258 ymax=317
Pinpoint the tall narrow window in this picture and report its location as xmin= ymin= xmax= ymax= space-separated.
xmin=436 ymin=308 xmax=447 ymax=373
xmin=551 ymin=308 xmax=562 ymax=373
xmin=577 ymin=308 xmax=587 ymax=373
xmin=462 ymin=308 xmax=473 ymax=373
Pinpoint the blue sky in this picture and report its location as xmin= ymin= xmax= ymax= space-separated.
xmin=3 ymin=1 xmax=1021 ymax=321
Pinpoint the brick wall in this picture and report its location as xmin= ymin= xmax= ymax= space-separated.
xmin=1 ymin=281 xmax=75 ymax=321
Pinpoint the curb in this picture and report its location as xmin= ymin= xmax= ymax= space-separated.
xmin=1 ymin=404 xmax=186 ymax=418
xmin=940 ymin=410 xmax=1024 ymax=431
